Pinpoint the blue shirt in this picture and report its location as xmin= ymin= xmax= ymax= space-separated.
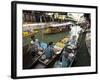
xmin=68 ymin=39 xmax=77 ymax=46
xmin=44 ymin=46 xmax=54 ymax=58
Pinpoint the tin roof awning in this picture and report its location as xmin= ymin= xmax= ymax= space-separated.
xmin=50 ymin=22 xmax=73 ymax=27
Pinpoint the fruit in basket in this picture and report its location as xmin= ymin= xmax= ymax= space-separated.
xmin=55 ymin=42 xmax=65 ymax=48
xmin=22 ymin=31 xmax=29 ymax=37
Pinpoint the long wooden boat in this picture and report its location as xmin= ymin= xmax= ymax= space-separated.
xmin=44 ymin=22 xmax=73 ymax=34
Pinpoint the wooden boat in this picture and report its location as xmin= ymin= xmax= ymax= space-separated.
xmin=44 ymin=22 xmax=72 ymax=34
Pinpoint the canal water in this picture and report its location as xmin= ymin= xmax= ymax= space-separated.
xmin=23 ymin=26 xmax=82 ymax=46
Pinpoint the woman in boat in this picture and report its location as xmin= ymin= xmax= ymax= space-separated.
xmin=30 ymin=40 xmax=39 ymax=57
xmin=34 ymin=39 xmax=41 ymax=49
xmin=66 ymin=35 xmax=78 ymax=49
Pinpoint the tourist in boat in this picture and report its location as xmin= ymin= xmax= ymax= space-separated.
xmin=30 ymin=39 xmax=43 ymax=56
xmin=44 ymin=42 xmax=55 ymax=59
